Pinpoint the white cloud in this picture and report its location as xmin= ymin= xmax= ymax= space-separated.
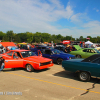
xmin=0 ymin=0 xmax=100 ymax=38
xmin=93 ymin=8 xmax=99 ymax=12
xmin=96 ymin=9 xmax=99 ymax=12
xmin=83 ymin=21 xmax=100 ymax=28
xmin=0 ymin=0 xmax=74 ymax=32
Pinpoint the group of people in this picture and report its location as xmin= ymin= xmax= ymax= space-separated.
xmin=17 ymin=43 xmax=35 ymax=50
xmin=64 ymin=45 xmax=76 ymax=53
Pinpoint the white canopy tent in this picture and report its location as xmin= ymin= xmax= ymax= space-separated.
xmin=85 ymin=41 xmax=93 ymax=45
xmin=85 ymin=41 xmax=94 ymax=48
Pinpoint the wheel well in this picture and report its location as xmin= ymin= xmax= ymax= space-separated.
xmin=25 ymin=63 xmax=33 ymax=68
xmin=57 ymin=58 xmax=63 ymax=60
xmin=76 ymin=55 xmax=82 ymax=58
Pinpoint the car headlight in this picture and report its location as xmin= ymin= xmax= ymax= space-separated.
xmin=50 ymin=61 xmax=52 ymax=63
xmin=39 ymin=63 xmax=41 ymax=66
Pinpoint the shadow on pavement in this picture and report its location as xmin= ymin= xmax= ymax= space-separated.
xmin=2 ymin=68 xmax=50 ymax=73
xmin=53 ymin=70 xmax=100 ymax=84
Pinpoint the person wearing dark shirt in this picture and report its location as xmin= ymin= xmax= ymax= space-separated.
xmin=0 ymin=56 xmax=5 ymax=71
xmin=72 ymin=46 xmax=75 ymax=51
xmin=65 ymin=46 xmax=70 ymax=53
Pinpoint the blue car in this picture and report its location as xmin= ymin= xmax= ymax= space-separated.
xmin=40 ymin=49 xmax=75 ymax=64
xmin=54 ymin=46 xmax=66 ymax=53
xmin=30 ymin=46 xmax=53 ymax=53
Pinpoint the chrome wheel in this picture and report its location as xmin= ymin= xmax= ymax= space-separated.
xmin=26 ymin=64 xmax=34 ymax=72
xmin=79 ymin=71 xmax=90 ymax=82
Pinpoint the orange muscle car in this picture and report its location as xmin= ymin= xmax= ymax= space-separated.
xmin=1 ymin=49 xmax=53 ymax=72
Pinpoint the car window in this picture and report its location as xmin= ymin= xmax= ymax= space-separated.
xmin=42 ymin=47 xmax=46 ymax=49
xmin=37 ymin=47 xmax=41 ymax=49
xmin=45 ymin=50 xmax=51 ymax=54
xmin=92 ymin=58 xmax=100 ymax=64
xmin=13 ymin=52 xmax=21 ymax=58
xmin=7 ymin=51 xmax=13 ymax=56
xmin=83 ymin=49 xmax=87 ymax=52
xmin=21 ymin=51 xmax=36 ymax=58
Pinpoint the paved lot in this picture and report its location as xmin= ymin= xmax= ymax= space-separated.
xmin=0 ymin=64 xmax=100 ymax=100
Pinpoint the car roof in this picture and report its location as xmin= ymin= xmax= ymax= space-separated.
xmin=9 ymin=49 xmax=30 ymax=52
xmin=82 ymin=54 xmax=100 ymax=62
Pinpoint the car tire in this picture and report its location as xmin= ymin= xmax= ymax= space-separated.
xmin=57 ymin=58 xmax=63 ymax=65
xmin=78 ymin=71 xmax=91 ymax=82
xmin=26 ymin=64 xmax=34 ymax=72
xmin=11 ymin=68 xmax=15 ymax=71
xmin=76 ymin=55 xmax=81 ymax=58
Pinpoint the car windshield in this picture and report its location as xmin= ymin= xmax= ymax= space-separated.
xmin=94 ymin=49 xmax=100 ymax=53
xmin=52 ymin=49 xmax=61 ymax=54
xmin=21 ymin=51 xmax=36 ymax=58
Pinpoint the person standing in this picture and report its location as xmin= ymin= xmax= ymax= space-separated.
xmin=0 ymin=56 xmax=5 ymax=71
xmin=27 ymin=43 xmax=30 ymax=50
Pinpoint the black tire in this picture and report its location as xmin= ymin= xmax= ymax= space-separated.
xmin=78 ymin=71 xmax=91 ymax=82
xmin=11 ymin=68 xmax=15 ymax=71
xmin=26 ymin=64 xmax=34 ymax=72
xmin=76 ymin=55 xmax=81 ymax=58
xmin=57 ymin=58 xmax=63 ymax=65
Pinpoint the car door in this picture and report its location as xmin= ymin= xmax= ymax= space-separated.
xmin=42 ymin=50 xmax=52 ymax=58
xmin=4 ymin=51 xmax=23 ymax=68
xmin=88 ymin=58 xmax=100 ymax=77
xmin=82 ymin=49 xmax=94 ymax=58
xmin=43 ymin=50 xmax=58 ymax=62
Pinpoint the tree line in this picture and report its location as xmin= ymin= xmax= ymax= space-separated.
xmin=0 ymin=30 xmax=100 ymax=43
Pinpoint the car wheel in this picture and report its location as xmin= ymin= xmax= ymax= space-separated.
xmin=78 ymin=71 xmax=91 ymax=82
xmin=26 ymin=64 xmax=34 ymax=72
xmin=57 ymin=58 xmax=63 ymax=65
xmin=76 ymin=55 xmax=81 ymax=58
xmin=11 ymin=68 xmax=15 ymax=71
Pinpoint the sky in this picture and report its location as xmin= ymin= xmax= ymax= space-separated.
xmin=0 ymin=0 xmax=100 ymax=38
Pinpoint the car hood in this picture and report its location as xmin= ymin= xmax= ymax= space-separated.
xmin=66 ymin=58 xmax=84 ymax=62
xmin=59 ymin=53 xmax=75 ymax=57
xmin=73 ymin=45 xmax=82 ymax=50
xmin=24 ymin=56 xmax=51 ymax=63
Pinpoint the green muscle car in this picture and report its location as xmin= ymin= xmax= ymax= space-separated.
xmin=70 ymin=45 xmax=100 ymax=58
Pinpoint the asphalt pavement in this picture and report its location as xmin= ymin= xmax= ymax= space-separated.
xmin=0 ymin=64 xmax=100 ymax=100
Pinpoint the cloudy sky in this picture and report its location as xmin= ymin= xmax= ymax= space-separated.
xmin=0 ymin=0 xmax=100 ymax=38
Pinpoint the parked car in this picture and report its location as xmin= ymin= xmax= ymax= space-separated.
xmin=1 ymin=49 xmax=53 ymax=72
xmin=40 ymin=49 xmax=75 ymax=65
xmin=62 ymin=54 xmax=100 ymax=81
xmin=56 ymin=43 xmax=64 ymax=47
xmin=70 ymin=45 xmax=100 ymax=58
xmin=54 ymin=46 xmax=66 ymax=53
xmin=30 ymin=46 xmax=53 ymax=53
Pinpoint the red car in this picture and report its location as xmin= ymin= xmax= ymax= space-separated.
xmin=1 ymin=49 xmax=53 ymax=72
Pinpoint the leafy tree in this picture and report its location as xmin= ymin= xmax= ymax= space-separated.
xmin=26 ymin=32 xmax=33 ymax=43
xmin=6 ymin=30 xmax=15 ymax=42
xmin=0 ymin=31 xmax=6 ymax=40
xmin=79 ymin=36 xmax=84 ymax=41
xmin=41 ymin=33 xmax=51 ymax=43
xmin=17 ymin=33 xmax=27 ymax=43
xmin=14 ymin=33 xmax=21 ymax=43
xmin=2 ymin=35 xmax=9 ymax=42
